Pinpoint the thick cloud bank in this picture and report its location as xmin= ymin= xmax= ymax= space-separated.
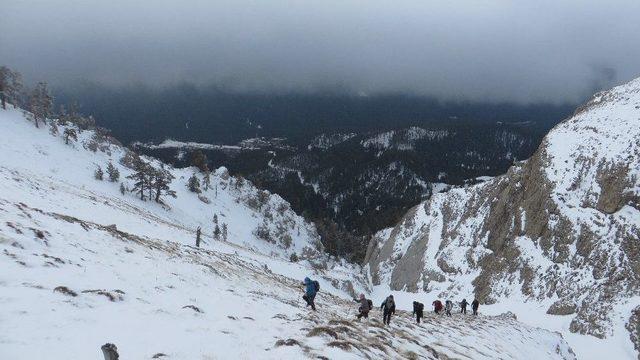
xmin=1 ymin=0 xmax=639 ymax=102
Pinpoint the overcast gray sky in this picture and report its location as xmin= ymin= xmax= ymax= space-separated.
xmin=1 ymin=0 xmax=639 ymax=103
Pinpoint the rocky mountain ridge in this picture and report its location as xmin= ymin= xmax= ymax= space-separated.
xmin=364 ymin=77 xmax=640 ymax=358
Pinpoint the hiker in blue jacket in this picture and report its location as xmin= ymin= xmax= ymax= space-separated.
xmin=303 ymin=277 xmax=319 ymax=311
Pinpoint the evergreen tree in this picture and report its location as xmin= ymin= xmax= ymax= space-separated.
xmin=94 ymin=166 xmax=104 ymax=181
xmin=0 ymin=66 xmax=22 ymax=110
xmin=27 ymin=82 xmax=53 ymax=128
xmin=151 ymin=165 xmax=176 ymax=203
xmin=57 ymin=104 xmax=69 ymax=125
xmin=203 ymin=170 xmax=211 ymax=190
xmin=127 ymin=157 xmax=152 ymax=200
xmin=49 ymin=120 xmax=59 ymax=135
xmin=213 ymin=214 xmax=218 ymax=224
xmin=196 ymin=226 xmax=202 ymax=248
xmin=64 ymin=102 xmax=93 ymax=129
xmin=190 ymin=150 xmax=209 ymax=173
xmin=221 ymin=223 xmax=228 ymax=242
xmin=213 ymin=224 xmax=221 ymax=240
xmin=187 ymin=173 xmax=201 ymax=193
xmin=106 ymin=162 xmax=120 ymax=182
xmin=63 ymin=128 xmax=78 ymax=144
xmin=235 ymin=176 xmax=245 ymax=189
xmin=119 ymin=182 xmax=126 ymax=195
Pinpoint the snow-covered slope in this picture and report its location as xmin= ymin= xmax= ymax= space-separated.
xmin=364 ymin=78 xmax=640 ymax=359
xmin=0 ymin=201 xmax=574 ymax=359
xmin=0 ymin=106 xmax=575 ymax=359
xmin=0 ymin=107 xmax=320 ymax=261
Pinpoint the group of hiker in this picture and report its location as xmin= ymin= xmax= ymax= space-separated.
xmin=409 ymin=298 xmax=479 ymax=324
xmin=302 ymin=277 xmax=480 ymax=325
xmin=354 ymin=293 xmax=396 ymax=325
xmin=429 ymin=298 xmax=479 ymax=316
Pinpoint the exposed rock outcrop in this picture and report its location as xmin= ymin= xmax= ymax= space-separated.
xmin=365 ymin=78 xmax=640 ymax=352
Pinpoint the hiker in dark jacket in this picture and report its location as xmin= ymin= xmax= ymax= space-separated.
xmin=472 ymin=298 xmax=480 ymax=315
xmin=354 ymin=293 xmax=371 ymax=320
xmin=302 ymin=277 xmax=318 ymax=311
xmin=460 ymin=298 xmax=468 ymax=314
xmin=381 ymin=295 xmax=396 ymax=325
xmin=445 ymin=300 xmax=453 ymax=317
xmin=412 ymin=301 xmax=424 ymax=323
xmin=432 ymin=299 xmax=443 ymax=314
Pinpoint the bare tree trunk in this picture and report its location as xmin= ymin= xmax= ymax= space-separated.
xmin=101 ymin=343 xmax=119 ymax=360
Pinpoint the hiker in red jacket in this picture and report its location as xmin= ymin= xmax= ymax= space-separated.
xmin=432 ymin=299 xmax=443 ymax=314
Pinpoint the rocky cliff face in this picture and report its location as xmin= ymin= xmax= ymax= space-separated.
xmin=364 ymin=78 xmax=640 ymax=353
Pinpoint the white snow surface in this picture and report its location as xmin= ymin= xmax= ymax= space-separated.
xmin=0 ymin=107 xmax=576 ymax=359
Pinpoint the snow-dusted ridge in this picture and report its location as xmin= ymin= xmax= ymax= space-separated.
xmin=365 ymin=77 xmax=640 ymax=359
xmin=361 ymin=127 xmax=451 ymax=151
xmin=0 ymin=106 xmax=575 ymax=359
xmin=133 ymin=139 xmax=245 ymax=151
xmin=134 ymin=136 xmax=295 ymax=152
xmin=308 ymin=132 xmax=357 ymax=150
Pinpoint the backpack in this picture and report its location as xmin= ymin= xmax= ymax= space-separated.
xmin=367 ymin=299 xmax=373 ymax=310
xmin=313 ymin=280 xmax=320 ymax=292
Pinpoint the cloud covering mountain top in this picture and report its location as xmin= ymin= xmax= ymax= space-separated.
xmin=2 ymin=0 xmax=639 ymax=102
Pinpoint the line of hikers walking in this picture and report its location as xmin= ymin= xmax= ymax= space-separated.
xmin=302 ymin=277 xmax=480 ymax=325
xmin=410 ymin=298 xmax=478 ymax=324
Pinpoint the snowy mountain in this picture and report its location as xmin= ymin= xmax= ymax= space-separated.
xmin=134 ymin=115 xmax=548 ymax=264
xmin=364 ymin=77 xmax=640 ymax=359
xmin=0 ymin=106 xmax=575 ymax=359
